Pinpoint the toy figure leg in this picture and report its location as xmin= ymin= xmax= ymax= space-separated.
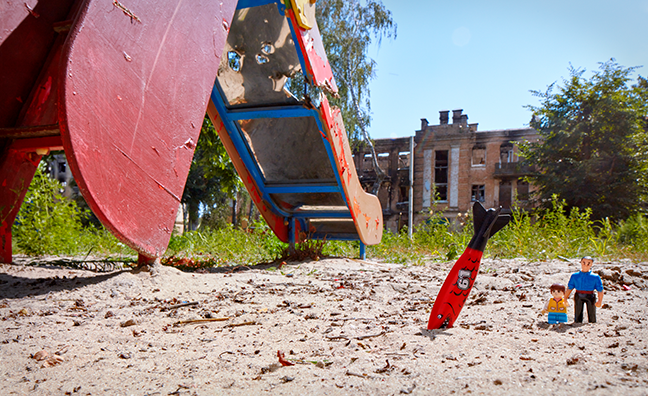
xmin=583 ymin=294 xmax=596 ymax=323
xmin=548 ymin=312 xmax=567 ymax=324
xmin=574 ymin=294 xmax=585 ymax=323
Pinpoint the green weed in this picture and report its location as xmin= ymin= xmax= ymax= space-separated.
xmin=12 ymin=164 xmax=648 ymax=265
xmin=12 ymin=162 xmax=133 ymax=257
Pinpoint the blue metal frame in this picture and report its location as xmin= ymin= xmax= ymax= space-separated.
xmin=265 ymin=184 xmax=339 ymax=194
xmin=210 ymin=0 xmax=365 ymax=245
xmin=236 ymin=0 xmax=285 ymax=14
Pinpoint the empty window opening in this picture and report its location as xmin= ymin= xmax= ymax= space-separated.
xmin=500 ymin=143 xmax=514 ymax=163
xmin=398 ymin=151 xmax=410 ymax=169
xmin=472 ymin=146 xmax=486 ymax=166
xmin=434 ymin=150 xmax=448 ymax=201
xmin=471 ymin=185 xmax=485 ymax=203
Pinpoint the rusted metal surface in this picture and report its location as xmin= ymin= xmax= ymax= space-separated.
xmin=289 ymin=1 xmax=382 ymax=244
xmin=0 ymin=0 xmax=76 ymax=127
xmin=210 ymin=0 xmax=382 ymax=245
xmin=318 ymin=100 xmax=383 ymax=244
xmin=58 ymin=0 xmax=237 ymax=259
xmin=287 ymin=0 xmax=337 ymax=93
xmin=1 ymin=0 xmax=238 ymax=263
xmin=238 ymin=117 xmax=337 ymax=184
xmin=217 ymin=3 xmax=302 ymax=108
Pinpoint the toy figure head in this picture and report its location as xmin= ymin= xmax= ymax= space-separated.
xmin=580 ymin=256 xmax=594 ymax=272
xmin=550 ymin=283 xmax=565 ymax=300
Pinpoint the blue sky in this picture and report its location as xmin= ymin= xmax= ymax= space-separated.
xmin=365 ymin=0 xmax=648 ymax=139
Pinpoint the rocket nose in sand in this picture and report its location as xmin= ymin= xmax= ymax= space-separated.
xmin=427 ymin=202 xmax=511 ymax=330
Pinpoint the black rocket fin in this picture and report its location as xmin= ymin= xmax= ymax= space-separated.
xmin=472 ymin=201 xmax=487 ymax=232
xmin=468 ymin=202 xmax=510 ymax=252
xmin=489 ymin=214 xmax=511 ymax=237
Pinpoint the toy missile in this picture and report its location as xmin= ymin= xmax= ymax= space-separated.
xmin=427 ymin=202 xmax=510 ymax=329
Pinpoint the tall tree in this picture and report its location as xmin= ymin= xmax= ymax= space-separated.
xmin=521 ymin=60 xmax=648 ymax=220
xmin=316 ymin=0 xmax=396 ymax=144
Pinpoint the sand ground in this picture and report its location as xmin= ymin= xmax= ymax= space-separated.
xmin=1 ymin=255 xmax=647 ymax=395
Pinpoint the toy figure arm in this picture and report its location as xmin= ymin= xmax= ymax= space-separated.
xmin=566 ymin=273 xmax=577 ymax=298
xmin=595 ymin=291 xmax=603 ymax=308
xmin=565 ymin=287 xmax=573 ymax=300
xmin=541 ymin=299 xmax=549 ymax=314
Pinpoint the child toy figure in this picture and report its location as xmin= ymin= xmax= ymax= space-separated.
xmin=565 ymin=256 xmax=604 ymax=323
xmin=542 ymin=284 xmax=568 ymax=324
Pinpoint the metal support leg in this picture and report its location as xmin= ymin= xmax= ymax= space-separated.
xmin=0 ymin=147 xmax=41 ymax=263
xmin=135 ymin=253 xmax=161 ymax=275
xmin=359 ymin=242 xmax=366 ymax=260
xmin=288 ymin=217 xmax=296 ymax=254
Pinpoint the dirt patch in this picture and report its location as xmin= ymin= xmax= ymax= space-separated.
xmin=1 ymin=256 xmax=647 ymax=395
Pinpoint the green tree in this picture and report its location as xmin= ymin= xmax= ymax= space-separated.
xmin=521 ymin=60 xmax=648 ymax=220
xmin=316 ymin=0 xmax=397 ymax=144
xmin=182 ymin=117 xmax=241 ymax=230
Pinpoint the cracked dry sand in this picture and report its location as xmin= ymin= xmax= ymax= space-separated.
xmin=1 ymin=256 xmax=647 ymax=395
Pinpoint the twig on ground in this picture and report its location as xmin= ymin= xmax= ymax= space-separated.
xmin=225 ymin=321 xmax=258 ymax=327
xmin=346 ymin=370 xmax=373 ymax=379
xmin=326 ymin=330 xmax=389 ymax=341
xmin=168 ymin=301 xmax=199 ymax=310
xmin=226 ymin=265 xmax=251 ymax=274
xmin=218 ymin=351 xmax=235 ymax=359
xmin=356 ymin=330 xmax=388 ymax=340
xmin=174 ymin=317 xmax=230 ymax=326
xmin=325 ymin=335 xmax=349 ymax=341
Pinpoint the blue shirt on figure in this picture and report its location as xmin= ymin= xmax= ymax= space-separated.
xmin=568 ymin=271 xmax=603 ymax=292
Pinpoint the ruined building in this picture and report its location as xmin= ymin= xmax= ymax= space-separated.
xmin=354 ymin=137 xmax=413 ymax=232
xmin=356 ymin=109 xmax=538 ymax=232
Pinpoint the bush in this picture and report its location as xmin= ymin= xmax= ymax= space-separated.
xmin=12 ymin=161 xmax=135 ymax=258
xmin=13 ymin=163 xmax=648 ymax=265
xmin=13 ymin=162 xmax=87 ymax=255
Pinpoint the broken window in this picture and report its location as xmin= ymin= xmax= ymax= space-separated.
xmin=471 ymin=185 xmax=485 ymax=203
xmin=434 ymin=150 xmax=448 ymax=202
xmin=500 ymin=143 xmax=514 ymax=163
xmin=471 ymin=146 xmax=486 ymax=166
xmin=398 ymin=151 xmax=410 ymax=169
xmin=377 ymin=152 xmax=390 ymax=172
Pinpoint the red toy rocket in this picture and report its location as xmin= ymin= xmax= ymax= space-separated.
xmin=427 ymin=202 xmax=510 ymax=329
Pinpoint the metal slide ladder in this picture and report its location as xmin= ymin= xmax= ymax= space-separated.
xmin=206 ymin=0 xmax=383 ymax=254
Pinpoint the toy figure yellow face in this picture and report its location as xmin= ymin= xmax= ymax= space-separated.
xmin=551 ymin=289 xmax=565 ymax=300
xmin=581 ymin=258 xmax=594 ymax=272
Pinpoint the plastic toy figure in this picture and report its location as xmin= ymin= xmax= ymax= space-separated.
xmin=565 ymin=256 xmax=603 ymax=323
xmin=427 ymin=202 xmax=510 ymax=329
xmin=541 ymin=284 xmax=568 ymax=324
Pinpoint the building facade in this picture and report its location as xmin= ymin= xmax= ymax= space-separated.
xmin=354 ymin=137 xmax=412 ymax=232
xmin=357 ymin=109 xmax=539 ymax=232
